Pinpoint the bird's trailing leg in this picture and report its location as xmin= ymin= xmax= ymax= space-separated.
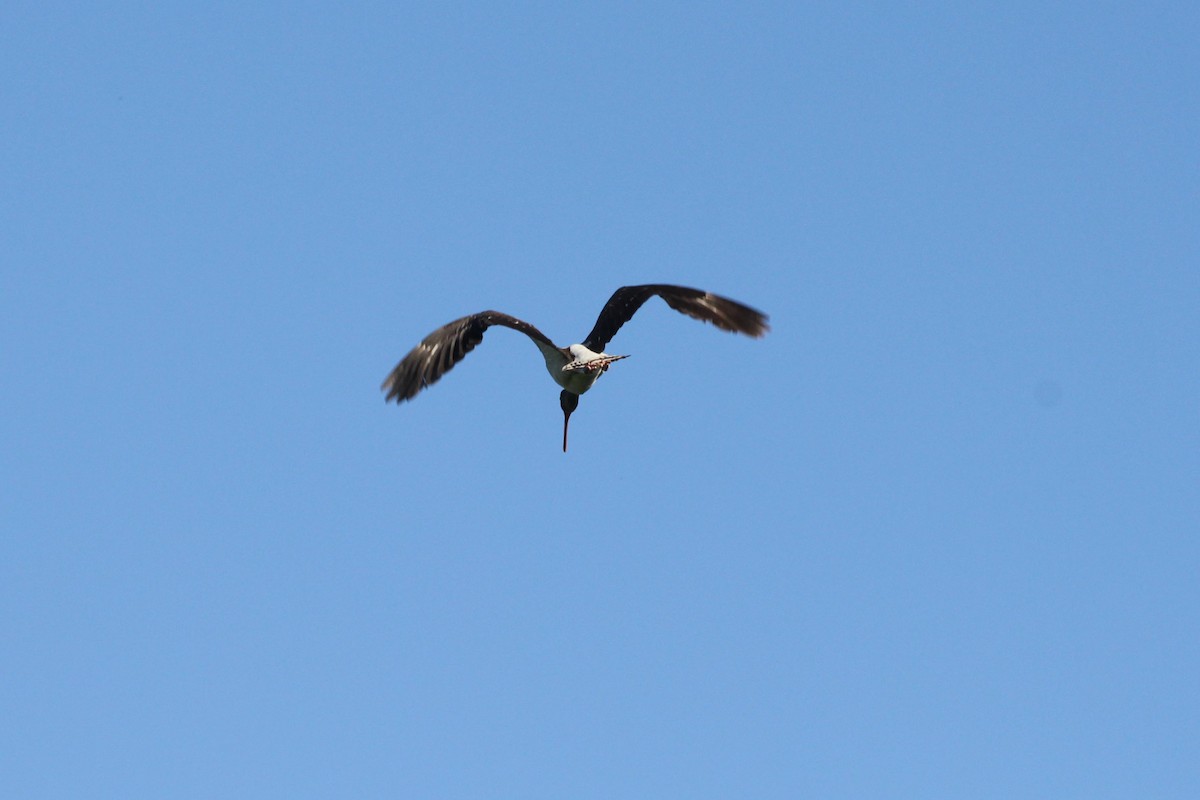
xmin=562 ymin=353 xmax=629 ymax=373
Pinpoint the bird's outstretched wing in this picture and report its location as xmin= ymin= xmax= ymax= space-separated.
xmin=382 ymin=311 xmax=554 ymax=403
xmin=582 ymin=284 xmax=770 ymax=352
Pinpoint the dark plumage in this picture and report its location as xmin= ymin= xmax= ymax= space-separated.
xmin=381 ymin=284 xmax=769 ymax=450
xmin=382 ymin=312 xmax=552 ymax=403
xmin=582 ymin=284 xmax=769 ymax=352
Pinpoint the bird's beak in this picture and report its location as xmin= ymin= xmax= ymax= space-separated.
xmin=559 ymin=390 xmax=579 ymax=453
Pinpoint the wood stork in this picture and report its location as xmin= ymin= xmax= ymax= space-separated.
xmin=382 ymin=284 xmax=769 ymax=451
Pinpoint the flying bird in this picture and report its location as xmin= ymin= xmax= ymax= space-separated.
xmin=382 ymin=284 xmax=769 ymax=451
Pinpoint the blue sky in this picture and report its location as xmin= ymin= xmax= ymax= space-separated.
xmin=2 ymin=2 xmax=1197 ymax=797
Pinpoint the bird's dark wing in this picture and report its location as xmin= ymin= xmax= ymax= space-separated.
xmin=582 ymin=284 xmax=770 ymax=351
xmin=382 ymin=311 xmax=555 ymax=403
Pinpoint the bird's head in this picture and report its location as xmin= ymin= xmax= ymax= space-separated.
xmin=559 ymin=391 xmax=580 ymax=452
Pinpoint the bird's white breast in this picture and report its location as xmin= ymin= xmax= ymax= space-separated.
xmin=536 ymin=342 xmax=608 ymax=394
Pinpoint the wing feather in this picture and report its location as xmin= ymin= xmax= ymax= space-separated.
xmin=582 ymin=284 xmax=769 ymax=351
xmin=382 ymin=311 xmax=554 ymax=403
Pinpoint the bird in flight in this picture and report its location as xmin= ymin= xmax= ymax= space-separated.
xmin=382 ymin=284 xmax=769 ymax=451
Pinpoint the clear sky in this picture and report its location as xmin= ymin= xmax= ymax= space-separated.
xmin=2 ymin=2 xmax=1197 ymax=797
